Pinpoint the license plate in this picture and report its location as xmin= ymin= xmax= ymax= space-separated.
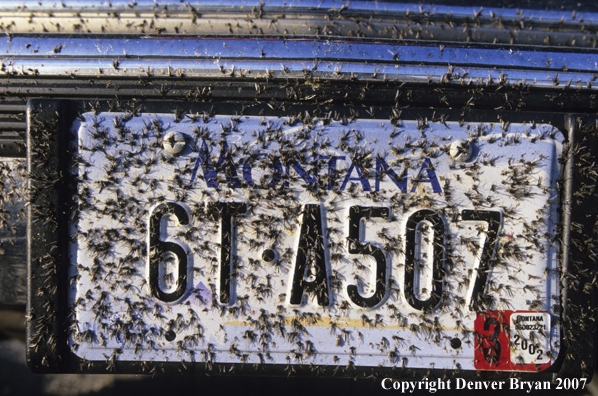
xmin=26 ymin=99 xmax=567 ymax=375
xmin=62 ymin=110 xmax=563 ymax=372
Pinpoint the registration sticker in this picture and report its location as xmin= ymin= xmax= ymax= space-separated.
xmin=510 ymin=312 xmax=551 ymax=366
xmin=474 ymin=311 xmax=551 ymax=371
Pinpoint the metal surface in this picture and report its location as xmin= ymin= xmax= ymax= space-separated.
xmin=1 ymin=1 xmax=598 ymax=26
xmin=4 ymin=0 xmax=598 ymax=73
xmin=1 ymin=36 xmax=598 ymax=93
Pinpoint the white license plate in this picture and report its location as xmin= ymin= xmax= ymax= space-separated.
xmin=69 ymin=112 xmax=563 ymax=372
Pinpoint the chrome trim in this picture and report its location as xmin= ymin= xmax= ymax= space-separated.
xmin=0 ymin=1 xmax=596 ymax=38
xmin=1 ymin=36 xmax=598 ymax=91
xmin=2 ymin=37 xmax=596 ymax=71
xmin=1 ymin=1 xmax=597 ymax=25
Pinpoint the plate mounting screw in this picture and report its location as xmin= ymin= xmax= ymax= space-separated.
xmin=163 ymin=132 xmax=186 ymax=155
xmin=449 ymin=139 xmax=473 ymax=162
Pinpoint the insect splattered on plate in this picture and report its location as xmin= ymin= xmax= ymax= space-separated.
xmin=66 ymin=112 xmax=563 ymax=371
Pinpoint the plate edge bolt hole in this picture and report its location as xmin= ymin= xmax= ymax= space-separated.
xmin=450 ymin=337 xmax=462 ymax=349
xmin=262 ymin=249 xmax=277 ymax=263
xmin=165 ymin=330 xmax=176 ymax=342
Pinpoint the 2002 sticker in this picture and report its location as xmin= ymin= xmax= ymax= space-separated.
xmin=474 ymin=311 xmax=552 ymax=371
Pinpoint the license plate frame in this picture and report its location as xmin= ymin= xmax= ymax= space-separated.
xmin=26 ymin=99 xmax=584 ymax=379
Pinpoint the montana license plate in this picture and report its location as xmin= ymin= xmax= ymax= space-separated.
xmin=58 ymin=110 xmax=565 ymax=373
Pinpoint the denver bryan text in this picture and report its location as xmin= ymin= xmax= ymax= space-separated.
xmin=382 ymin=378 xmax=554 ymax=393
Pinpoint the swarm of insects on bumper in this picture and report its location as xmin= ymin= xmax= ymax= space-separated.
xmin=61 ymin=97 xmax=564 ymax=374
xmin=0 ymin=158 xmax=27 ymax=304
xmin=28 ymin=103 xmax=67 ymax=370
